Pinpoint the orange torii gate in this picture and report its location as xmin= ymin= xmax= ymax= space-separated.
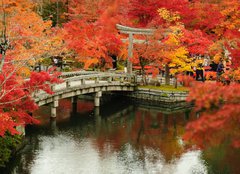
xmin=116 ymin=24 xmax=154 ymax=74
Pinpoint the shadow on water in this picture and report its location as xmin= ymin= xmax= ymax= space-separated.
xmin=1 ymin=95 xmax=239 ymax=174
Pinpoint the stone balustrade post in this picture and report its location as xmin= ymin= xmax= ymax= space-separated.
xmin=81 ymin=79 xmax=85 ymax=85
xmin=134 ymin=75 xmax=138 ymax=84
xmin=127 ymin=75 xmax=131 ymax=82
xmin=108 ymin=76 xmax=113 ymax=83
xmin=66 ymin=81 xmax=71 ymax=88
xmin=120 ymin=77 xmax=124 ymax=83
xmin=95 ymin=77 xmax=99 ymax=84
xmin=51 ymin=85 xmax=56 ymax=91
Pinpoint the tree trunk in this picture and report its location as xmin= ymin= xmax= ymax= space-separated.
xmin=141 ymin=65 xmax=146 ymax=85
xmin=174 ymin=76 xmax=178 ymax=88
xmin=0 ymin=50 xmax=6 ymax=72
xmin=165 ymin=64 xmax=170 ymax=85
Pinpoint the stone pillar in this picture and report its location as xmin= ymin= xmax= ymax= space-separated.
xmin=71 ymin=96 xmax=78 ymax=113
xmin=127 ymin=33 xmax=133 ymax=75
xmin=51 ymin=100 xmax=59 ymax=118
xmin=94 ymin=91 xmax=102 ymax=107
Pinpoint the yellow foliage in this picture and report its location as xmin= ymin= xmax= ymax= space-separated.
xmin=195 ymin=59 xmax=203 ymax=65
xmin=17 ymin=67 xmax=31 ymax=78
xmin=165 ymin=34 xmax=180 ymax=45
xmin=213 ymin=53 xmax=221 ymax=64
xmin=158 ymin=8 xmax=181 ymax=23
xmin=168 ymin=46 xmax=192 ymax=74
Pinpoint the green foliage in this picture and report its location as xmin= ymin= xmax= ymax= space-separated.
xmin=117 ymin=63 xmax=124 ymax=70
xmin=62 ymin=66 xmax=72 ymax=72
xmin=72 ymin=61 xmax=84 ymax=69
xmin=40 ymin=1 xmax=68 ymax=27
xmin=161 ymin=93 xmax=168 ymax=97
xmin=41 ymin=57 xmax=52 ymax=66
xmin=0 ymin=134 xmax=22 ymax=167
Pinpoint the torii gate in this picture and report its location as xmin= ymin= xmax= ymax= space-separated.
xmin=116 ymin=24 xmax=154 ymax=74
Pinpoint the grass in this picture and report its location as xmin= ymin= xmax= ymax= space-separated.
xmin=139 ymin=85 xmax=189 ymax=92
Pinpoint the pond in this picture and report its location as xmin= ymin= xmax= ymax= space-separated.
xmin=2 ymin=96 xmax=239 ymax=174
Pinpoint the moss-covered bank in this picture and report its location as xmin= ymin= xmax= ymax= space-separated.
xmin=139 ymin=85 xmax=189 ymax=92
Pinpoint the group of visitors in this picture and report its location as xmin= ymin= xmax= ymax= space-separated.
xmin=192 ymin=60 xmax=227 ymax=82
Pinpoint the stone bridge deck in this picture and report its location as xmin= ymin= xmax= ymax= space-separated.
xmin=34 ymin=72 xmax=136 ymax=117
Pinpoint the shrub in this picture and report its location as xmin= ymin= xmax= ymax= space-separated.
xmin=0 ymin=134 xmax=22 ymax=167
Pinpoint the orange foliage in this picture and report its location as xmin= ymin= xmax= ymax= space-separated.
xmin=63 ymin=0 xmax=128 ymax=69
xmin=0 ymin=0 xmax=63 ymax=136
xmin=0 ymin=0 xmax=65 ymax=73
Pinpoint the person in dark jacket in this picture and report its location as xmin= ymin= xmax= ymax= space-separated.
xmin=196 ymin=63 xmax=204 ymax=82
xmin=217 ymin=61 xmax=224 ymax=80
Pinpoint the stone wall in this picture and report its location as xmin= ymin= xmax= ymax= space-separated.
xmin=123 ymin=88 xmax=189 ymax=103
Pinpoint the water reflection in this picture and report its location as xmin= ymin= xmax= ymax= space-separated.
xmin=3 ymin=98 xmax=211 ymax=174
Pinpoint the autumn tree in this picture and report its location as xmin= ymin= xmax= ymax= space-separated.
xmin=126 ymin=0 xmax=240 ymax=149
xmin=0 ymin=0 xmax=61 ymax=136
xmin=181 ymin=0 xmax=240 ymax=149
xmin=127 ymin=0 xmax=193 ymax=28
xmin=63 ymin=0 xmax=129 ymax=70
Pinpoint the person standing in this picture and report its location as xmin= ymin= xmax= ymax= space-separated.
xmin=196 ymin=63 xmax=204 ymax=82
xmin=53 ymin=57 xmax=58 ymax=67
xmin=217 ymin=61 xmax=224 ymax=81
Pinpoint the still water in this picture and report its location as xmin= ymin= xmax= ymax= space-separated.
xmin=2 ymin=96 xmax=239 ymax=174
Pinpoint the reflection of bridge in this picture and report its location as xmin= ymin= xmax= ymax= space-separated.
xmin=34 ymin=71 xmax=136 ymax=117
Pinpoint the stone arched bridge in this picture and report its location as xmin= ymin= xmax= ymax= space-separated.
xmin=34 ymin=71 xmax=137 ymax=117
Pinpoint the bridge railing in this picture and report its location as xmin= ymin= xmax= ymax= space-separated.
xmin=59 ymin=70 xmax=100 ymax=78
xmin=51 ymin=73 xmax=137 ymax=91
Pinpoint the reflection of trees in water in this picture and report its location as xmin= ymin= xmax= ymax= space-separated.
xmin=33 ymin=98 xmax=196 ymax=164
xmin=132 ymin=110 xmax=186 ymax=163
xmin=92 ymin=105 xmax=195 ymax=163
xmin=9 ymin=97 xmax=239 ymax=174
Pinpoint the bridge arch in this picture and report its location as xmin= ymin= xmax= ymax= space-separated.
xmin=34 ymin=72 xmax=137 ymax=117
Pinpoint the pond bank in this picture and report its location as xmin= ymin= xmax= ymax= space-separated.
xmin=120 ymin=87 xmax=189 ymax=103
